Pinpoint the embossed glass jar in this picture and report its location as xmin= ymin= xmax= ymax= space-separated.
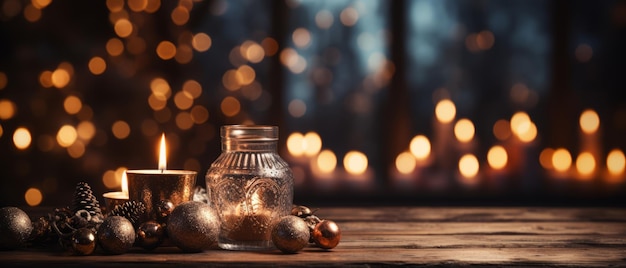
xmin=206 ymin=125 xmax=294 ymax=250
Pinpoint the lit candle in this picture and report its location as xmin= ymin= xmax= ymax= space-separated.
xmin=507 ymin=111 xmax=540 ymax=189
xmin=302 ymin=132 xmax=322 ymax=157
xmin=487 ymin=145 xmax=508 ymax=172
xmin=485 ymin=145 xmax=508 ymax=190
xmin=508 ymin=112 xmax=537 ymax=171
xmin=310 ymin=149 xmax=338 ymax=189
xmin=221 ymin=204 xmax=274 ymax=243
xmin=578 ymin=109 xmax=601 ymax=179
xmin=390 ymin=135 xmax=431 ymax=185
xmin=341 ymin=150 xmax=373 ymax=189
xmin=285 ymin=131 xmax=327 ymax=189
xmin=285 ymin=132 xmax=308 ymax=165
xmin=286 ymin=132 xmax=305 ymax=158
xmin=102 ymin=171 xmax=129 ymax=213
xmin=453 ymin=118 xmax=476 ymax=153
xmin=126 ymin=133 xmax=197 ymax=221
xmin=409 ymin=134 xmax=432 ymax=167
xmin=391 ymin=151 xmax=418 ymax=190
xmin=575 ymin=152 xmax=596 ymax=181
xmin=457 ymin=153 xmax=480 ymax=187
xmin=551 ymin=147 xmax=572 ymax=179
xmin=605 ymin=149 xmax=626 ymax=184
xmin=433 ymin=99 xmax=456 ymax=171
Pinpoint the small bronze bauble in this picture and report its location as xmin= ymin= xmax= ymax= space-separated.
xmin=166 ymin=201 xmax=219 ymax=252
xmin=156 ymin=199 xmax=174 ymax=222
xmin=136 ymin=221 xmax=164 ymax=250
xmin=0 ymin=207 xmax=33 ymax=251
xmin=312 ymin=220 xmax=341 ymax=249
xmin=97 ymin=216 xmax=135 ymax=254
xmin=271 ymin=215 xmax=309 ymax=253
xmin=291 ymin=205 xmax=312 ymax=218
xmin=71 ymin=228 xmax=96 ymax=255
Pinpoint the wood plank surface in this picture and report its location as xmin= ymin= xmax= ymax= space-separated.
xmin=1 ymin=207 xmax=625 ymax=267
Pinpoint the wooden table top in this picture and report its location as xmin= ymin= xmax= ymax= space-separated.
xmin=1 ymin=207 xmax=625 ymax=267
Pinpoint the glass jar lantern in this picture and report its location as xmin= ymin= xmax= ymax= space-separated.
xmin=206 ymin=125 xmax=294 ymax=250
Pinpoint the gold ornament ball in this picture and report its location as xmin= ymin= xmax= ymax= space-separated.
xmin=71 ymin=228 xmax=96 ymax=255
xmin=167 ymin=201 xmax=219 ymax=252
xmin=312 ymin=220 xmax=341 ymax=249
xmin=97 ymin=216 xmax=136 ymax=254
xmin=0 ymin=207 xmax=33 ymax=251
xmin=271 ymin=215 xmax=310 ymax=253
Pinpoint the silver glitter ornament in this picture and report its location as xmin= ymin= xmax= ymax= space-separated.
xmin=0 ymin=207 xmax=33 ymax=251
xmin=97 ymin=216 xmax=135 ymax=254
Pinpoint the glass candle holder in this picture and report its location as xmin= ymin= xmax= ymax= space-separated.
xmin=102 ymin=191 xmax=128 ymax=213
xmin=126 ymin=170 xmax=196 ymax=222
xmin=206 ymin=125 xmax=294 ymax=251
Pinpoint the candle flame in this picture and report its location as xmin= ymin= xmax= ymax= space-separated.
xmin=510 ymin=112 xmax=530 ymax=136
xmin=539 ymin=148 xmax=555 ymax=170
xmin=287 ymin=132 xmax=304 ymax=157
xmin=121 ymin=171 xmax=128 ymax=194
xmin=459 ymin=154 xmax=479 ymax=179
xmin=575 ymin=151 xmax=596 ymax=178
xmin=395 ymin=151 xmax=416 ymax=175
xmin=158 ymin=133 xmax=167 ymax=170
xmin=303 ymin=132 xmax=322 ymax=156
xmin=454 ymin=118 xmax=475 ymax=143
xmin=409 ymin=135 xmax=431 ymax=160
xmin=607 ymin=149 xmax=625 ymax=176
xmin=552 ymin=148 xmax=572 ymax=173
xmin=435 ymin=99 xmax=456 ymax=123
xmin=316 ymin=149 xmax=337 ymax=174
xmin=580 ymin=109 xmax=600 ymax=134
xmin=487 ymin=145 xmax=508 ymax=170
xmin=510 ymin=112 xmax=537 ymax=143
xmin=344 ymin=151 xmax=368 ymax=175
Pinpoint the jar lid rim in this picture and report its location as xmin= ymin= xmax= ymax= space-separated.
xmin=221 ymin=125 xmax=278 ymax=140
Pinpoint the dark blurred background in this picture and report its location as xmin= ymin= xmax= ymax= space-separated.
xmin=1 ymin=0 xmax=625 ymax=208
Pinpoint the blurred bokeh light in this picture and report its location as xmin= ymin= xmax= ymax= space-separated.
xmin=0 ymin=0 xmax=625 ymax=207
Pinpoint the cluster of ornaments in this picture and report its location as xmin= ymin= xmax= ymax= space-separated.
xmin=0 ymin=182 xmax=220 ymax=255
xmin=1 ymin=182 xmax=340 ymax=255
xmin=271 ymin=205 xmax=341 ymax=253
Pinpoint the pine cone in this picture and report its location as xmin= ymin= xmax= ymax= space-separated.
xmin=109 ymin=200 xmax=146 ymax=228
xmin=71 ymin=182 xmax=103 ymax=224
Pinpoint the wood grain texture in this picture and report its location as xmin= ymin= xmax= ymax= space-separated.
xmin=1 ymin=207 xmax=625 ymax=267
